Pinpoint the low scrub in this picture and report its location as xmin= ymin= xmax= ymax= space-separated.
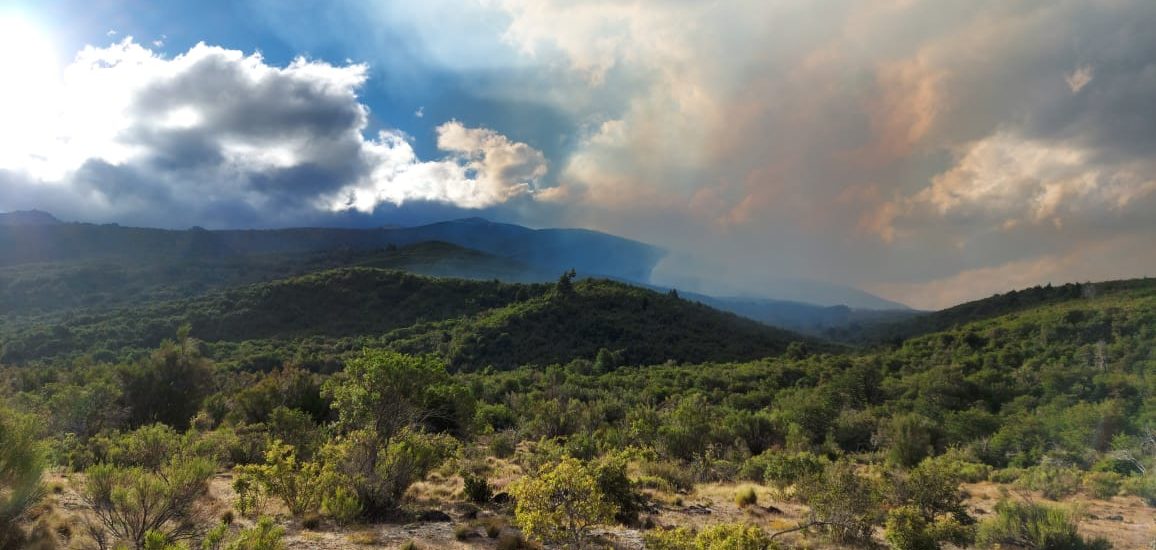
xmin=976 ymin=500 xmax=1110 ymax=549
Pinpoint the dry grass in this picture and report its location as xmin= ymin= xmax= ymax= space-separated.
xmin=345 ymin=530 xmax=381 ymax=545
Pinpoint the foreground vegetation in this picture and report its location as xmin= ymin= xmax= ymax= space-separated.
xmin=1 ymin=269 xmax=1154 ymax=548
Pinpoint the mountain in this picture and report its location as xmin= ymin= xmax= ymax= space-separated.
xmin=0 ymin=210 xmax=60 ymax=226
xmin=0 ymin=268 xmax=816 ymax=369
xmin=0 ymin=212 xmax=916 ymax=332
xmin=0 ymin=217 xmax=665 ymax=284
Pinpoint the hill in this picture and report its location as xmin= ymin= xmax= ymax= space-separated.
xmin=0 ymin=268 xmax=813 ymax=369
xmin=855 ymin=278 xmax=1156 ymax=344
xmin=0 ymin=241 xmax=549 ymax=317
xmin=390 ymin=278 xmax=811 ymax=369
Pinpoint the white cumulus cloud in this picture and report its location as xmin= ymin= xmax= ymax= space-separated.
xmin=0 ymin=39 xmax=546 ymax=226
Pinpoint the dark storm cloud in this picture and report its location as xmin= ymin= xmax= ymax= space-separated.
xmin=0 ymin=39 xmax=549 ymax=229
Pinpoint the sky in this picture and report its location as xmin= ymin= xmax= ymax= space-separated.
xmin=1 ymin=0 xmax=1155 ymax=309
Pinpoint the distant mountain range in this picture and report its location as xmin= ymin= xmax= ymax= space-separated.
xmin=0 ymin=210 xmax=911 ymax=333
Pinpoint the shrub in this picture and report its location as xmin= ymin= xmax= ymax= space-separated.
xmin=645 ymin=524 xmax=771 ymax=550
xmin=761 ymin=451 xmax=827 ymax=489
xmin=323 ymin=428 xmax=457 ymax=519
xmin=640 ymin=461 xmax=695 ymax=493
xmin=642 ymin=527 xmax=695 ymax=550
xmin=735 ymin=486 xmax=758 ymax=508
xmin=884 ymin=414 xmax=938 ymax=468
xmin=795 ymin=461 xmax=882 ymax=545
xmin=101 ymin=423 xmax=186 ymax=471
xmin=892 ymin=457 xmax=974 ymax=525
xmin=322 ymin=351 xmax=467 ymax=518
xmin=301 ymin=513 xmax=321 ymax=530
xmin=1016 ymin=463 xmax=1082 ymax=500
xmin=924 ymin=448 xmax=992 ymax=483
xmin=495 ymin=530 xmax=526 ymax=550
xmin=988 ymin=467 xmax=1027 ymax=484
xmin=453 ymin=524 xmax=474 ymax=541
xmin=322 ymin=486 xmax=361 ymax=525
xmin=231 ymin=474 xmax=266 ymax=518
xmin=483 ymin=517 xmax=505 ymax=538
xmin=884 ymin=505 xmax=974 ymax=550
xmin=1121 ymin=474 xmax=1156 ymax=506
xmin=976 ymin=500 xmax=1111 ymax=549
xmin=1082 ymin=471 xmax=1122 ymax=499
xmin=0 ymin=408 xmax=45 ymax=550
xmin=225 ymin=516 xmax=285 ymax=550
xmin=510 ymin=457 xmax=614 ymax=548
xmin=594 ymin=455 xmax=644 ymax=525
xmin=238 ymin=440 xmax=326 ymax=517
xmin=489 ymin=432 xmax=517 ymax=459
xmin=462 ymin=474 xmax=493 ymax=504
xmin=80 ymin=456 xmax=215 ymax=548
xmin=695 ymin=523 xmax=770 ymax=550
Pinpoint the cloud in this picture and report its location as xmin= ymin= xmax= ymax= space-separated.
xmin=879 ymin=132 xmax=1156 ymax=236
xmin=461 ymin=0 xmax=1156 ymax=304
xmin=1065 ymin=65 xmax=1093 ymax=93
xmin=0 ymin=39 xmax=545 ymax=227
xmin=326 ymin=121 xmax=547 ymax=211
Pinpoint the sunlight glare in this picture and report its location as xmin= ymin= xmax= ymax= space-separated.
xmin=0 ymin=14 xmax=62 ymax=173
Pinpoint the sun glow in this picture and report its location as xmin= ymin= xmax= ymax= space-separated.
xmin=0 ymin=14 xmax=62 ymax=175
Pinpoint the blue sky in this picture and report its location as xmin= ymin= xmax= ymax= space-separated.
xmin=2 ymin=0 xmax=1156 ymax=308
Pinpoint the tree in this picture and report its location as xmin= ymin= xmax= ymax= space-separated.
xmin=0 ymin=407 xmax=45 ymax=550
xmin=324 ymin=350 xmax=461 ymax=443
xmin=321 ymin=351 xmax=466 ymax=518
xmin=555 ymin=269 xmax=577 ymax=297
xmin=510 ymin=458 xmax=614 ymax=548
xmin=120 ymin=330 xmax=213 ymax=430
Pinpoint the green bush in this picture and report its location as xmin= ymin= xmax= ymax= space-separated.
xmin=642 ymin=524 xmax=771 ymax=550
xmin=322 ymin=486 xmax=361 ymax=525
xmin=1016 ymin=463 xmax=1082 ymax=500
xmin=640 ymin=461 xmax=695 ymax=493
xmin=884 ymin=414 xmax=938 ymax=468
xmin=734 ymin=486 xmax=757 ymax=508
xmin=795 ymin=461 xmax=882 ymax=545
xmin=643 ymin=527 xmax=695 ymax=550
xmin=100 ymin=423 xmax=186 ymax=471
xmin=323 ymin=428 xmax=457 ymax=519
xmin=0 ymin=407 xmax=45 ymax=550
xmin=924 ymin=448 xmax=992 ymax=483
xmin=231 ymin=474 xmax=266 ymax=518
xmin=489 ymin=432 xmax=517 ymax=459
xmin=976 ymin=500 xmax=1111 ymax=549
xmin=1082 ymin=471 xmax=1122 ymax=499
xmin=989 ymin=467 xmax=1028 ymax=484
xmin=884 ymin=505 xmax=974 ymax=550
xmin=238 ymin=440 xmax=326 ymax=517
xmin=322 ymin=351 xmax=464 ymax=518
xmin=225 ymin=516 xmax=285 ymax=550
xmin=594 ymin=456 xmax=643 ymax=525
xmin=462 ymin=473 xmax=493 ymax=504
xmin=1121 ymin=474 xmax=1156 ymax=506
xmin=510 ymin=457 xmax=614 ymax=548
xmin=81 ymin=456 xmax=215 ymax=548
xmin=695 ymin=523 xmax=770 ymax=550
xmin=760 ymin=451 xmax=827 ymax=489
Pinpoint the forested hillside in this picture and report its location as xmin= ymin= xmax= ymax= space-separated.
xmin=0 ymin=269 xmax=810 ymax=369
xmin=1 ymin=271 xmax=1154 ymax=549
